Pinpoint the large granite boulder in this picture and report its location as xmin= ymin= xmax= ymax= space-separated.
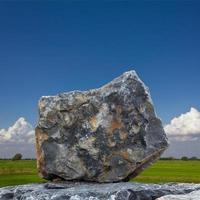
xmin=1 ymin=182 xmax=200 ymax=200
xmin=35 ymin=70 xmax=168 ymax=182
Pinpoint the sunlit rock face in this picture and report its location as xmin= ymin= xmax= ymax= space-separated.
xmin=35 ymin=70 xmax=168 ymax=182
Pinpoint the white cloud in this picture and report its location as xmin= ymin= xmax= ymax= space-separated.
xmin=164 ymin=107 xmax=200 ymax=141
xmin=0 ymin=117 xmax=35 ymax=158
xmin=0 ymin=117 xmax=35 ymax=144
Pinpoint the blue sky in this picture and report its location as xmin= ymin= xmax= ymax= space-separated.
xmin=0 ymin=1 xmax=200 ymax=128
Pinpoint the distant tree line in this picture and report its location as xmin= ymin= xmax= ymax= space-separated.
xmin=160 ymin=156 xmax=200 ymax=161
xmin=0 ymin=153 xmax=36 ymax=160
xmin=0 ymin=158 xmax=36 ymax=160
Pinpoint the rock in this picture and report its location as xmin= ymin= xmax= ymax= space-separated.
xmin=157 ymin=190 xmax=200 ymax=200
xmin=1 ymin=182 xmax=200 ymax=200
xmin=35 ymin=70 xmax=168 ymax=182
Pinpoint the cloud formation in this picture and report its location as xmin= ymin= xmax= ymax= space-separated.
xmin=0 ymin=118 xmax=35 ymax=158
xmin=164 ymin=107 xmax=200 ymax=141
xmin=0 ymin=117 xmax=34 ymax=144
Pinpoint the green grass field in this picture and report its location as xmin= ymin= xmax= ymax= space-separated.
xmin=0 ymin=160 xmax=44 ymax=187
xmin=0 ymin=160 xmax=200 ymax=188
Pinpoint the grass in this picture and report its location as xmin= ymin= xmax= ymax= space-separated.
xmin=0 ymin=160 xmax=44 ymax=187
xmin=0 ymin=160 xmax=200 ymax=187
xmin=134 ymin=160 xmax=200 ymax=183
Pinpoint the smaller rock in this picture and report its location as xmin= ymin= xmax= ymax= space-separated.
xmin=156 ymin=190 xmax=200 ymax=200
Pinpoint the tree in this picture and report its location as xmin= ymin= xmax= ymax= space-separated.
xmin=189 ymin=156 xmax=198 ymax=160
xmin=160 ymin=157 xmax=175 ymax=160
xmin=12 ymin=153 xmax=22 ymax=161
xmin=181 ymin=156 xmax=188 ymax=161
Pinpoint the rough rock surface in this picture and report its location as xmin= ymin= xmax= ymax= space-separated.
xmin=157 ymin=190 xmax=200 ymax=200
xmin=35 ymin=70 xmax=168 ymax=182
xmin=1 ymin=182 xmax=200 ymax=200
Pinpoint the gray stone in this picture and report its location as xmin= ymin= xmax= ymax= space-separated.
xmin=157 ymin=190 xmax=200 ymax=200
xmin=35 ymin=70 xmax=168 ymax=182
xmin=1 ymin=182 xmax=200 ymax=200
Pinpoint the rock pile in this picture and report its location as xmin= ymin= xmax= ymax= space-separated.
xmin=35 ymin=70 xmax=168 ymax=182
xmin=1 ymin=182 xmax=200 ymax=200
